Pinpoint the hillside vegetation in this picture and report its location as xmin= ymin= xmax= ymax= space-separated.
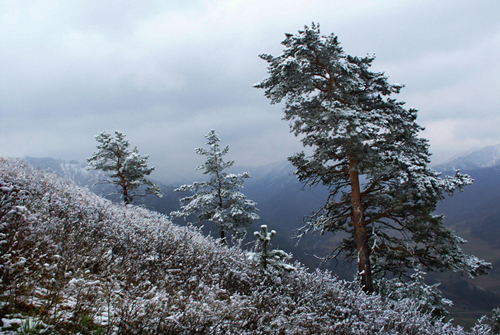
xmin=0 ymin=158 xmax=493 ymax=334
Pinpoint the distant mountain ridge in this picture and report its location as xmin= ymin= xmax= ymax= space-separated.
xmin=435 ymin=144 xmax=500 ymax=171
xmin=24 ymin=156 xmax=103 ymax=187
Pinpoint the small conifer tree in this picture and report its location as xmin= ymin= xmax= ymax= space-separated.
xmin=171 ymin=130 xmax=259 ymax=241
xmin=251 ymin=225 xmax=292 ymax=272
xmin=87 ymin=131 xmax=161 ymax=205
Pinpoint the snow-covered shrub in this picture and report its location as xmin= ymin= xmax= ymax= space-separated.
xmin=487 ymin=308 xmax=500 ymax=333
xmin=0 ymin=314 xmax=47 ymax=334
xmin=376 ymin=267 xmax=453 ymax=320
xmin=471 ymin=308 xmax=500 ymax=335
xmin=0 ymin=171 xmax=60 ymax=319
xmin=0 ymin=158 xmax=485 ymax=334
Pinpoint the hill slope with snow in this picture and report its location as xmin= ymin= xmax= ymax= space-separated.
xmin=0 ymin=157 xmax=486 ymax=334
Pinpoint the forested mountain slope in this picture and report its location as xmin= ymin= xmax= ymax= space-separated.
xmin=0 ymin=157 xmax=487 ymax=334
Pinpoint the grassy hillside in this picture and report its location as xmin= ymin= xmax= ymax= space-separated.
xmin=0 ymin=158 xmax=492 ymax=334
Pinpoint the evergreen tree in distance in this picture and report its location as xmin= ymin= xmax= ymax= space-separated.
xmin=87 ymin=131 xmax=161 ymax=205
xmin=171 ymin=130 xmax=259 ymax=242
xmin=255 ymin=23 xmax=490 ymax=292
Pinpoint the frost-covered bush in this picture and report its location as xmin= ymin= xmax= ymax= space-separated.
xmin=0 ymin=158 xmax=484 ymax=334
xmin=0 ymin=169 xmax=59 ymax=320
xmin=472 ymin=308 xmax=500 ymax=335
xmin=376 ymin=267 xmax=453 ymax=320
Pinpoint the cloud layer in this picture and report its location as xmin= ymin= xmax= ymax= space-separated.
xmin=1 ymin=0 xmax=499 ymax=182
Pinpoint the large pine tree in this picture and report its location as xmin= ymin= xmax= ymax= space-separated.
xmin=255 ymin=23 xmax=490 ymax=292
xmin=171 ymin=130 xmax=259 ymax=241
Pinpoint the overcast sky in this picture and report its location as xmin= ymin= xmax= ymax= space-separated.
xmin=1 ymin=0 xmax=499 ymax=183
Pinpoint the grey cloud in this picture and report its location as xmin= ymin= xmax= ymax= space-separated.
xmin=1 ymin=0 xmax=499 ymax=182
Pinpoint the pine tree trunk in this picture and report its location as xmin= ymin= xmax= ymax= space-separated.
xmin=123 ymin=192 xmax=130 ymax=205
xmin=349 ymin=157 xmax=373 ymax=292
xmin=214 ymin=144 xmax=226 ymax=244
xmin=121 ymin=181 xmax=130 ymax=205
xmin=117 ymin=158 xmax=130 ymax=205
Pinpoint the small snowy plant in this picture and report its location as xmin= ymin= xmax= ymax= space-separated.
xmin=250 ymin=225 xmax=293 ymax=272
xmin=171 ymin=130 xmax=259 ymax=242
xmin=87 ymin=131 xmax=161 ymax=205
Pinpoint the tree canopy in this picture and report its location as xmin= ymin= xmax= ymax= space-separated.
xmin=255 ymin=23 xmax=490 ymax=292
xmin=87 ymin=131 xmax=161 ymax=205
xmin=171 ymin=130 xmax=259 ymax=241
